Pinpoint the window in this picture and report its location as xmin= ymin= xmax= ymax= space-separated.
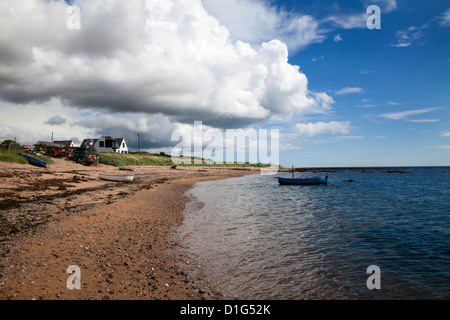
xmin=99 ymin=141 xmax=104 ymax=148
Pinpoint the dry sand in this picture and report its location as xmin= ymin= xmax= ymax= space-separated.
xmin=0 ymin=158 xmax=258 ymax=300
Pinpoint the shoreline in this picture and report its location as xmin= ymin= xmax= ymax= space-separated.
xmin=0 ymin=158 xmax=257 ymax=300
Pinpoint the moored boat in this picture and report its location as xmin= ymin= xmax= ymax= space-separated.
xmin=98 ymin=174 xmax=135 ymax=182
xmin=278 ymin=175 xmax=328 ymax=185
xmin=22 ymin=154 xmax=49 ymax=168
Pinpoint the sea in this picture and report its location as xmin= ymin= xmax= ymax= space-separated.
xmin=175 ymin=167 xmax=450 ymax=300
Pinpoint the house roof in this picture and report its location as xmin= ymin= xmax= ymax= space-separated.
xmin=36 ymin=141 xmax=65 ymax=148
xmin=53 ymin=140 xmax=74 ymax=148
xmin=115 ymin=138 xmax=125 ymax=145
xmin=81 ymin=138 xmax=96 ymax=144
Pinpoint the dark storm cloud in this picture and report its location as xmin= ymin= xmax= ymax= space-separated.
xmin=44 ymin=115 xmax=67 ymax=126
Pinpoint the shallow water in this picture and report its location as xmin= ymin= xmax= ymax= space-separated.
xmin=176 ymin=167 xmax=450 ymax=299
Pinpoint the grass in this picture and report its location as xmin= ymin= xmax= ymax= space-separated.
xmin=0 ymin=149 xmax=53 ymax=165
xmin=99 ymin=152 xmax=273 ymax=168
xmin=99 ymin=152 xmax=175 ymax=167
xmin=0 ymin=148 xmax=272 ymax=169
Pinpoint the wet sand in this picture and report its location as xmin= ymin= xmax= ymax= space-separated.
xmin=0 ymin=158 xmax=258 ymax=300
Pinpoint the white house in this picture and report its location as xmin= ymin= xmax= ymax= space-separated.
xmin=114 ymin=138 xmax=128 ymax=154
xmin=93 ymin=136 xmax=128 ymax=154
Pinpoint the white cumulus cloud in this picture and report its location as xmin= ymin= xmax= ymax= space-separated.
xmin=335 ymin=87 xmax=363 ymax=95
xmin=333 ymin=34 xmax=343 ymax=42
xmin=380 ymin=107 xmax=440 ymax=120
xmin=439 ymin=8 xmax=450 ymax=27
xmin=0 ymin=0 xmax=333 ymax=148
xmin=202 ymin=0 xmax=325 ymax=52
xmin=295 ymin=121 xmax=351 ymax=137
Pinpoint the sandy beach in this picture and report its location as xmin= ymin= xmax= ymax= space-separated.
xmin=0 ymin=158 xmax=258 ymax=300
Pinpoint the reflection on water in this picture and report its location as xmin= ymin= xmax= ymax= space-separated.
xmin=175 ymin=168 xmax=450 ymax=299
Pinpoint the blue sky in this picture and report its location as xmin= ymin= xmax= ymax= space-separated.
xmin=0 ymin=0 xmax=448 ymax=167
xmin=267 ymin=0 xmax=450 ymax=167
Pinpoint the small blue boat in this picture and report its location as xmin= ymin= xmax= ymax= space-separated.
xmin=22 ymin=154 xmax=49 ymax=168
xmin=278 ymin=175 xmax=328 ymax=185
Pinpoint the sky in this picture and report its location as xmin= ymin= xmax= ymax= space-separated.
xmin=0 ymin=0 xmax=449 ymax=167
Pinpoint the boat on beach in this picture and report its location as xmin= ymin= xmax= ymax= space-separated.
xmin=119 ymin=166 xmax=136 ymax=171
xmin=98 ymin=174 xmax=135 ymax=182
xmin=22 ymin=154 xmax=49 ymax=168
xmin=278 ymin=175 xmax=328 ymax=185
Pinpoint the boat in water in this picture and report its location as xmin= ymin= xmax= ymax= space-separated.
xmin=278 ymin=175 xmax=328 ymax=185
xmin=98 ymin=174 xmax=135 ymax=182
xmin=22 ymin=154 xmax=49 ymax=168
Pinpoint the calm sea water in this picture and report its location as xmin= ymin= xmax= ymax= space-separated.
xmin=175 ymin=167 xmax=450 ymax=300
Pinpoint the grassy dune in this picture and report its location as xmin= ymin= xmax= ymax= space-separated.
xmin=0 ymin=148 xmax=271 ymax=168
xmin=98 ymin=152 xmax=175 ymax=167
xmin=98 ymin=152 xmax=272 ymax=168
xmin=0 ymin=150 xmax=53 ymax=165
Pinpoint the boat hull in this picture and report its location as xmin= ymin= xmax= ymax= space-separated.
xmin=99 ymin=174 xmax=135 ymax=182
xmin=119 ymin=167 xmax=136 ymax=171
xmin=278 ymin=176 xmax=327 ymax=185
xmin=23 ymin=154 xmax=49 ymax=168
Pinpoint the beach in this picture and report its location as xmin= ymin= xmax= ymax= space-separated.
xmin=0 ymin=158 xmax=257 ymax=300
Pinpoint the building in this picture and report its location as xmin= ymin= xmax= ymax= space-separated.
xmin=113 ymin=138 xmax=128 ymax=154
xmin=82 ymin=136 xmax=128 ymax=154
xmin=0 ymin=140 xmax=20 ymax=151
xmin=80 ymin=138 xmax=95 ymax=149
xmin=53 ymin=140 xmax=75 ymax=148
xmin=36 ymin=140 xmax=75 ymax=148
